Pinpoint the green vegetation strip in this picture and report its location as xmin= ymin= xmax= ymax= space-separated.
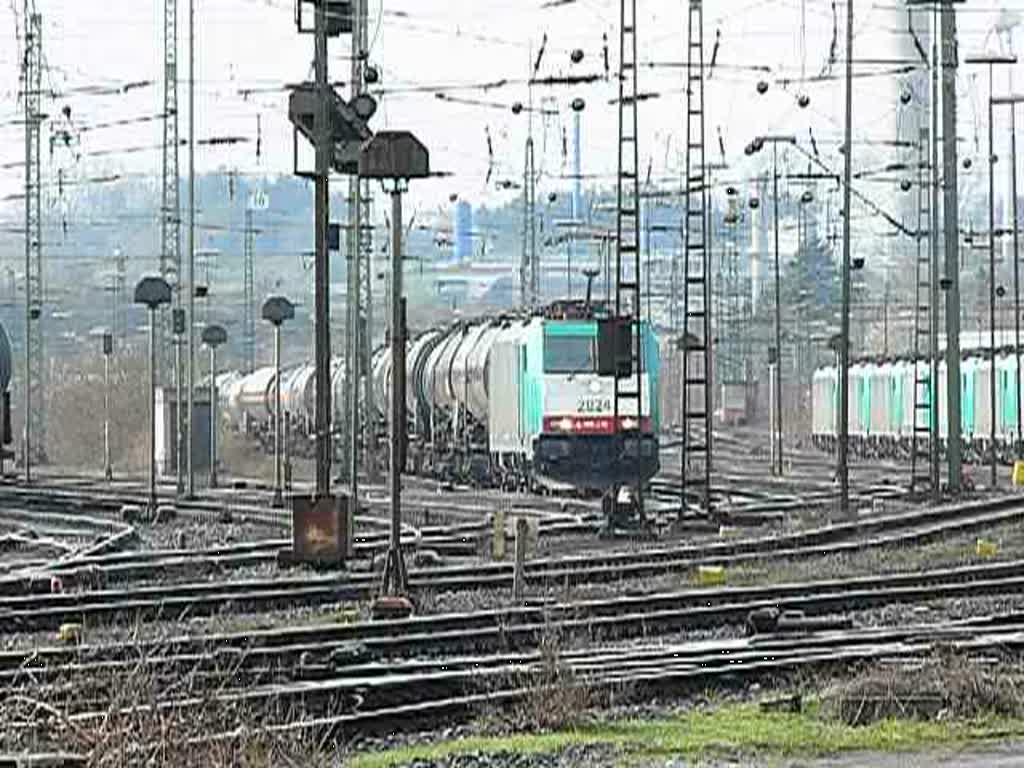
xmin=350 ymin=704 xmax=1024 ymax=768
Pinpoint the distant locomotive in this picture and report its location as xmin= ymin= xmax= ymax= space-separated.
xmin=811 ymin=351 xmax=1022 ymax=461
xmin=222 ymin=303 xmax=661 ymax=491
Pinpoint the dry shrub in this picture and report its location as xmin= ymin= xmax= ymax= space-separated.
xmin=216 ymin=412 xmax=318 ymax=483
xmin=820 ymin=650 xmax=1024 ymax=726
xmin=481 ymin=620 xmax=598 ymax=733
xmin=40 ymin=350 xmax=149 ymax=472
xmin=217 ymin=425 xmax=276 ymax=480
xmin=0 ymin=637 xmax=345 ymax=766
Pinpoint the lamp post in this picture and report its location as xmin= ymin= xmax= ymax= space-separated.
xmin=359 ymin=130 xmax=430 ymax=598
xmin=828 ymin=331 xmax=844 ymax=462
xmin=202 ymin=324 xmax=227 ymax=489
xmin=966 ymin=55 xmax=1017 ymax=488
xmin=172 ymin=307 xmax=185 ymax=495
xmin=102 ymin=331 xmax=112 ymax=481
xmin=262 ymin=296 xmax=294 ymax=508
xmin=134 ymin=276 xmax=172 ymax=516
xmin=746 ymin=135 xmax=796 ymax=475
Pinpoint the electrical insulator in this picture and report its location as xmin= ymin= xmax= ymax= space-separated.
xmin=365 ymin=65 xmax=380 ymax=85
xmin=900 ymin=179 xmax=912 ymax=192
xmin=756 ymin=81 xmax=769 ymax=95
xmin=571 ymin=97 xmax=585 ymax=112
xmin=570 ymin=49 xmax=584 ymax=64
xmin=511 ymin=102 xmax=523 ymax=115
xmin=797 ymin=94 xmax=810 ymax=108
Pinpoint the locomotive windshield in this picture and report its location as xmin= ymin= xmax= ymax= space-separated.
xmin=544 ymin=335 xmax=596 ymax=374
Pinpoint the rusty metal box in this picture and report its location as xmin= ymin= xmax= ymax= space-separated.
xmin=290 ymin=493 xmax=352 ymax=565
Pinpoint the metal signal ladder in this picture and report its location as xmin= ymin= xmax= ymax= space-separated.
xmin=613 ymin=0 xmax=645 ymax=523
xmin=680 ymin=0 xmax=712 ymax=515
xmin=910 ymin=127 xmax=938 ymax=497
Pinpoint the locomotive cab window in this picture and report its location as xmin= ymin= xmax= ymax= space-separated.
xmin=544 ymin=334 xmax=596 ymax=374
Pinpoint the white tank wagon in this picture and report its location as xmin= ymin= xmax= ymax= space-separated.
xmin=0 ymin=323 xmax=14 ymax=451
xmin=0 ymin=322 xmax=14 ymax=395
xmin=229 ymin=366 xmax=277 ymax=435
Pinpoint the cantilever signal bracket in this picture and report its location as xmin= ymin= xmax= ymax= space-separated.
xmin=288 ymin=83 xmax=374 ymax=177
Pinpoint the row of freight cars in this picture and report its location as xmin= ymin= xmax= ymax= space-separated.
xmin=811 ymin=352 xmax=1022 ymax=459
xmin=219 ymin=303 xmax=662 ymax=491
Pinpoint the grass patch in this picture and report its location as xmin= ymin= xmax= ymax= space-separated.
xmin=619 ymin=704 xmax=1024 ymax=761
xmin=348 ymin=732 xmax=606 ymax=768
xmin=348 ymin=702 xmax=1024 ymax=768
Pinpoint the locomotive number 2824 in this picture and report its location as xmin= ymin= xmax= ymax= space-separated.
xmin=577 ymin=398 xmax=611 ymax=413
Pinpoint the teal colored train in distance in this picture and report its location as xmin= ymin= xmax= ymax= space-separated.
xmin=811 ymin=352 xmax=1023 ymax=462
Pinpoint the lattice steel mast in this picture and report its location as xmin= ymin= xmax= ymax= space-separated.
xmin=343 ymin=0 xmax=372 ymax=489
xmin=22 ymin=5 xmax=45 ymax=477
xmin=521 ymin=136 xmax=537 ymax=306
xmin=909 ymin=126 xmax=939 ymax=497
xmin=612 ymin=0 xmax=644 ymax=522
xmin=161 ymin=0 xmax=180 ymax=381
xmin=719 ymin=193 xmax=743 ymax=401
xmin=680 ymin=0 xmax=712 ymax=514
xmin=243 ymin=205 xmax=256 ymax=373
xmin=360 ymin=186 xmax=376 ymax=481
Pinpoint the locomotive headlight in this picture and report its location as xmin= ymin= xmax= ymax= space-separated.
xmin=621 ymin=417 xmax=638 ymax=430
xmin=558 ymin=417 xmax=574 ymax=432
xmin=588 ymin=380 xmax=601 ymax=394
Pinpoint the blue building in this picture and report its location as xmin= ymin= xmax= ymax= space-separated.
xmin=454 ymin=200 xmax=473 ymax=263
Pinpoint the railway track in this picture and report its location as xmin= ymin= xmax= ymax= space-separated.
xmin=1 ymin=493 xmax=1021 ymax=632
xmin=245 ymin=618 xmax=1024 ymax=736
xmin=10 ymin=615 xmax=1024 ymax=743
xmin=7 ymin=552 xmax=1024 ymax=684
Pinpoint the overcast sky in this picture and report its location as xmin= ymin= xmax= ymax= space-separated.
xmin=0 ymin=0 xmax=1018 ymax=238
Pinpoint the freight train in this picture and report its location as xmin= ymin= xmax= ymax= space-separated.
xmin=221 ymin=302 xmax=661 ymax=491
xmin=811 ymin=351 xmax=1022 ymax=461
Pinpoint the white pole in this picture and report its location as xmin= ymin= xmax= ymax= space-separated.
xmin=273 ymin=324 xmax=283 ymax=507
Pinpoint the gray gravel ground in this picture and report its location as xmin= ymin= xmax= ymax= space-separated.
xmin=763 ymin=743 xmax=1024 ymax=767
xmin=134 ymin=517 xmax=287 ymax=551
xmin=356 ymin=739 xmax=1024 ymax=767
xmin=391 ymin=744 xmax=621 ymax=768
